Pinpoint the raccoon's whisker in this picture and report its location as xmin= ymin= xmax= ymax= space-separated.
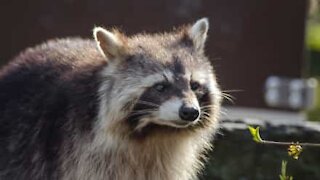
xmin=130 ymin=108 xmax=157 ymax=114
xmin=198 ymin=116 xmax=210 ymax=126
xmin=129 ymin=110 xmax=156 ymax=116
xmin=201 ymin=106 xmax=227 ymax=116
xmin=129 ymin=112 xmax=150 ymax=116
xmin=222 ymin=96 xmax=235 ymax=104
xmin=200 ymin=105 xmax=216 ymax=112
xmin=208 ymin=91 xmax=235 ymax=103
xmin=220 ymin=93 xmax=235 ymax=104
xmin=128 ymin=112 xmax=153 ymax=121
xmin=136 ymin=100 xmax=160 ymax=107
xmin=200 ymin=110 xmax=211 ymax=114
xmin=203 ymin=116 xmax=213 ymax=122
xmin=221 ymin=92 xmax=235 ymax=99
xmin=200 ymin=108 xmax=212 ymax=112
xmin=201 ymin=112 xmax=211 ymax=117
xmin=200 ymin=109 xmax=213 ymax=115
xmin=137 ymin=100 xmax=159 ymax=106
xmin=221 ymin=89 xmax=243 ymax=93
xmin=200 ymin=105 xmax=215 ymax=109
xmin=220 ymin=111 xmax=227 ymax=116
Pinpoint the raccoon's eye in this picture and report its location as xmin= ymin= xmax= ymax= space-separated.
xmin=153 ymin=83 xmax=169 ymax=93
xmin=190 ymin=81 xmax=201 ymax=91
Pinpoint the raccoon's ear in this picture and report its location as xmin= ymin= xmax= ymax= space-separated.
xmin=186 ymin=18 xmax=209 ymax=51
xmin=93 ymin=27 xmax=128 ymax=60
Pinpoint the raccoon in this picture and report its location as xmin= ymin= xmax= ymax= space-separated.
xmin=0 ymin=18 xmax=222 ymax=180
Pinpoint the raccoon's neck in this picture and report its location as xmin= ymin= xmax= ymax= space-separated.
xmin=65 ymin=130 xmax=212 ymax=180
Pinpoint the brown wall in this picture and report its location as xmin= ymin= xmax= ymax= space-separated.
xmin=0 ymin=0 xmax=308 ymax=108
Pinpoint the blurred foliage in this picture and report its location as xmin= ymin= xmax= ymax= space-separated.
xmin=307 ymin=23 xmax=320 ymax=51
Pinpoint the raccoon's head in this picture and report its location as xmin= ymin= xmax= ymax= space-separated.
xmin=94 ymin=18 xmax=221 ymax=137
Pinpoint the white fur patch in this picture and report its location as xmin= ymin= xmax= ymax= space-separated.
xmin=135 ymin=98 xmax=185 ymax=131
xmin=135 ymin=97 xmax=202 ymax=131
xmin=158 ymin=98 xmax=182 ymax=121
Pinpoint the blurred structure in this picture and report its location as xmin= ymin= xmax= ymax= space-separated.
xmin=301 ymin=0 xmax=320 ymax=120
xmin=309 ymin=0 xmax=319 ymax=16
xmin=0 ymin=0 xmax=308 ymax=108
xmin=265 ymin=76 xmax=317 ymax=109
xmin=260 ymin=0 xmax=320 ymax=119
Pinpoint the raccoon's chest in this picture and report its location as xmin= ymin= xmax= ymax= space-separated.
xmin=61 ymin=133 xmax=209 ymax=180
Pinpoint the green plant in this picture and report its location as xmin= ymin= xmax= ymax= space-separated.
xmin=279 ymin=161 xmax=293 ymax=180
xmin=248 ymin=126 xmax=320 ymax=159
xmin=248 ymin=126 xmax=320 ymax=179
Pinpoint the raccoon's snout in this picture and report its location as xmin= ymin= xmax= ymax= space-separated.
xmin=179 ymin=105 xmax=199 ymax=122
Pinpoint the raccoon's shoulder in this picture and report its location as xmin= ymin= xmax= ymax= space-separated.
xmin=0 ymin=38 xmax=107 ymax=118
xmin=0 ymin=38 xmax=106 ymax=79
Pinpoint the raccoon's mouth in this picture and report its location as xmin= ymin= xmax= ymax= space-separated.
xmin=135 ymin=117 xmax=198 ymax=131
xmin=169 ymin=120 xmax=196 ymax=127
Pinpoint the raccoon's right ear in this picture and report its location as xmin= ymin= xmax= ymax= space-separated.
xmin=93 ymin=27 xmax=128 ymax=60
xmin=184 ymin=18 xmax=209 ymax=51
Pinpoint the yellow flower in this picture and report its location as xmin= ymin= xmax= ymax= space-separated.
xmin=288 ymin=143 xmax=303 ymax=160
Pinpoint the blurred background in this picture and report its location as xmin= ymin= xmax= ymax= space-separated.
xmin=1 ymin=0 xmax=320 ymax=179
xmin=0 ymin=0 xmax=308 ymax=108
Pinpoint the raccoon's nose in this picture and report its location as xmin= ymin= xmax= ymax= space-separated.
xmin=179 ymin=105 xmax=200 ymax=122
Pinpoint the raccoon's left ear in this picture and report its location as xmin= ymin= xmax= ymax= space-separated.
xmin=186 ymin=18 xmax=209 ymax=51
xmin=93 ymin=27 xmax=128 ymax=61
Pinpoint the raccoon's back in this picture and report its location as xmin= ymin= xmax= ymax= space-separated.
xmin=0 ymin=38 xmax=106 ymax=179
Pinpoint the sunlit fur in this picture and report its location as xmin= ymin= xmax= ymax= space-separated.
xmin=0 ymin=18 xmax=221 ymax=180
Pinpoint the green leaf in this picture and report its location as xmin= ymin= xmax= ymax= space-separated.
xmin=248 ymin=126 xmax=263 ymax=143
xmin=279 ymin=175 xmax=285 ymax=180
xmin=281 ymin=161 xmax=287 ymax=177
xmin=279 ymin=160 xmax=294 ymax=180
